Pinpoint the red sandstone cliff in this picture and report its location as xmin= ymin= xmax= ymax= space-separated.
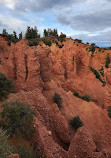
xmin=1 ymin=36 xmax=111 ymax=157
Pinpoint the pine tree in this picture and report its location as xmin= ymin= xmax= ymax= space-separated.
xmin=19 ymin=32 xmax=23 ymax=40
xmin=43 ymin=29 xmax=48 ymax=37
xmin=13 ymin=31 xmax=17 ymax=39
xmin=2 ymin=29 xmax=8 ymax=37
xmin=25 ymin=26 xmax=31 ymax=39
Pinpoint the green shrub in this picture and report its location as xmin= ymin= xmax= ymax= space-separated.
xmin=107 ymin=106 xmax=111 ymax=118
xmin=59 ymin=33 xmax=66 ymax=39
xmin=28 ymin=40 xmax=39 ymax=47
xmin=0 ymin=100 xmax=35 ymax=138
xmin=70 ymin=116 xmax=84 ymax=130
xmin=73 ymin=92 xmax=81 ymax=98
xmin=73 ymin=92 xmax=91 ymax=102
xmin=5 ymin=57 xmax=8 ymax=60
xmin=0 ymin=73 xmax=14 ymax=100
xmin=90 ymin=45 xmax=95 ymax=54
xmin=0 ymin=129 xmax=13 ymax=158
xmin=81 ymin=94 xmax=91 ymax=102
xmin=14 ymin=145 xmax=40 ymax=158
xmin=55 ymin=41 xmax=58 ymax=45
xmin=75 ymin=39 xmax=82 ymax=43
xmin=42 ymin=39 xmax=52 ymax=46
xmin=105 ymin=53 xmax=110 ymax=68
xmin=7 ymin=41 xmax=11 ymax=46
xmin=90 ymin=67 xmax=100 ymax=78
xmin=55 ymin=40 xmax=64 ymax=48
xmin=90 ymin=67 xmax=106 ymax=86
xmin=99 ymin=66 xmax=104 ymax=77
xmin=58 ymin=44 xmax=64 ymax=48
xmin=53 ymin=92 xmax=62 ymax=108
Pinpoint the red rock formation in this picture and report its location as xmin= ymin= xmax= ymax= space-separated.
xmin=0 ymin=36 xmax=111 ymax=157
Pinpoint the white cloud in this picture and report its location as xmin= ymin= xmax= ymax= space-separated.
xmin=0 ymin=0 xmax=17 ymax=9
xmin=0 ymin=13 xmax=27 ymax=31
xmin=5 ymin=0 xmax=16 ymax=9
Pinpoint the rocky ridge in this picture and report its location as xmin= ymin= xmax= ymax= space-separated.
xmin=0 ymin=36 xmax=111 ymax=157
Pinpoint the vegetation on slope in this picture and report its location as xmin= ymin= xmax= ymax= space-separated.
xmin=107 ymin=106 xmax=111 ymax=118
xmin=0 ymin=100 xmax=41 ymax=158
xmin=105 ymin=53 xmax=110 ymax=68
xmin=73 ymin=92 xmax=91 ymax=102
xmin=0 ymin=100 xmax=35 ymax=138
xmin=70 ymin=116 xmax=84 ymax=130
xmin=90 ymin=67 xmax=106 ymax=86
xmin=0 ymin=129 xmax=13 ymax=158
xmin=0 ymin=72 xmax=15 ymax=101
xmin=53 ymin=92 xmax=62 ymax=108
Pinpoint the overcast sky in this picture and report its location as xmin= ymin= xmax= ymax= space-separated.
xmin=0 ymin=0 xmax=111 ymax=47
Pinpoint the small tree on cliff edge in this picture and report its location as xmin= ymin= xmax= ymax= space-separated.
xmin=53 ymin=92 xmax=62 ymax=108
xmin=70 ymin=116 xmax=84 ymax=130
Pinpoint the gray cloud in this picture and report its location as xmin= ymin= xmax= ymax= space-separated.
xmin=57 ymin=9 xmax=111 ymax=32
xmin=70 ymin=30 xmax=111 ymax=47
xmin=14 ymin=0 xmax=80 ymax=13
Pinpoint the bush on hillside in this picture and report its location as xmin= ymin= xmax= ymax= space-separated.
xmin=42 ymin=39 xmax=52 ymax=46
xmin=13 ymin=145 xmax=40 ymax=158
xmin=81 ymin=94 xmax=91 ymax=102
xmin=0 ymin=100 xmax=35 ymax=138
xmin=55 ymin=41 xmax=58 ymax=45
xmin=28 ymin=40 xmax=39 ymax=47
xmin=99 ymin=66 xmax=104 ymax=77
xmin=58 ymin=44 xmax=64 ymax=48
xmin=90 ymin=67 xmax=100 ymax=78
xmin=59 ymin=33 xmax=66 ymax=39
xmin=90 ymin=66 xmax=106 ymax=86
xmin=0 ymin=129 xmax=13 ymax=158
xmin=105 ymin=53 xmax=110 ymax=68
xmin=73 ymin=92 xmax=81 ymax=98
xmin=73 ymin=92 xmax=91 ymax=102
xmin=90 ymin=46 xmax=95 ymax=54
xmin=70 ymin=116 xmax=84 ymax=130
xmin=75 ymin=39 xmax=82 ymax=43
xmin=53 ymin=92 xmax=62 ymax=108
xmin=0 ymin=73 xmax=14 ymax=100
xmin=107 ymin=106 xmax=111 ymax=118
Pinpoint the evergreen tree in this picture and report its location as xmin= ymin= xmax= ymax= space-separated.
xmin=2 ymin=29 xmax=8 ymax=37
xmin=33 ymin=26 xmax=38 ymax=38
xmin=13 ymin=31 xmax=17 ymax=39
xmin=43 ymin=28 xmax=58 ymax=37
xmin=43 ymin=29 xmax=48 ymax=37
xmin=19 ymin=32 xmax=23 ymax=40
xmin=25 ymin=26 xmax=31 ymax=39
xmin=25 ymin=26 xmax=39 ymax=39
xmin=53 ymin=29 xmax=58 ymax=37
xmin=59 ymin=32 xmax=66 ymax=38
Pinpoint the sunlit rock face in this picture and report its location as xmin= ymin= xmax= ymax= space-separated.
xmin=1 ymin=36 xmax=111 ymax=158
